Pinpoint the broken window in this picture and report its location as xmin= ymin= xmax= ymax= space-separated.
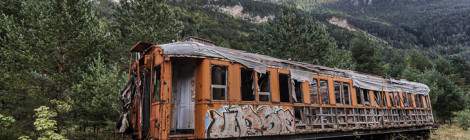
xmin=258 ymin=73 xmax=270 ymax=102
xmin=310 ymin=79 xmax=319 ymax=104
xmin=279 ymin=73 xmax=290 ymax=102
xmin=374 ymin=91 xmax=381 ymax=106
xmin=415 ymin=94 xmax=422 ymax=108
xmin=363 ymin=89 xmax=370 ymax=104
xmin=335 ymin=81 xmax=351 ymax=105
xmin=241 ymin=68 xmax=255 ymax=101
xmin=319 ymin=80 xmax=329 ymax=104
xmin=403 ymin=93 xmax=410 ymax=107
xmin=294 ymin=80 xmax=303 ymax=103
xmin=393 ymin=92 xmax=400 ymax=107
xmin=211 ymin=65 xmax=227 ymax=100
xmin=356 ymin=87 xmax=362 ymax=105
xmin=382 ymin=92 xmax=387 ymax=107
xmin=153 ymin=66 xmax=161 ymax=102
xmin=342 ymin=83 xmax=350 ymax=105
xmin=425 ymin=95 xmax=430 ymax=108
xmin=334 ymin=81 xmax=341 ymax=104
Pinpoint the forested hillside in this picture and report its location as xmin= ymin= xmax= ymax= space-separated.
xmin=1 ymin=0 xmax=469 ymax=139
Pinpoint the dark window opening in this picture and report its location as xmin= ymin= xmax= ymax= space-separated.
xmin=416 ymin=94 xmax=423 ymax=108
xmin=241 ymin=68 xmax=255 ymax=101
xmin=153 ymin=66 xmax=161 ymax=102
xmin=382 ymin=92 xmax=387 ymax=106
xmin=408 ymin=93 xmax=413 ymax=107
xmin=211 ymin=65 xmax=227 ymax=100
xmin=294 ymin=108 xmax=303 ymax=121
xmin=319 ymin=80 xmax=329 ymax=104
xmin=342 ymin=83 xmax=350 ymax=105
xmin=258 ymin=73 xmax=270 ymax=101
xmin=279 ymin=74 xmax=291 ymax=102
xmin=294 ymin=80 xmax=303 ymax=103
xmin=334 ymin=82 xmax=341 ymax=104
xmin=362 ymin=89 xmax=370 ymax=103
xmin=356 ymin=87 xmax=362 ymax=105
xmin=310 ymin=79 xmax=319 ymax=104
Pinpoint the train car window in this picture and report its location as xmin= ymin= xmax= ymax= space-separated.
xmin=310 ymin=79 xmax=319 ymax=104
xmin=415 ymin=94 xmax=421 ymax=108
xmin=363 ymin=89 xmax=370 ymax=104
xmin=342 ymin=83 xmax=351 ymax=105
xmin=294 ymin=80 xmax=303 ymax=103
xmin=380 ymin=91 xmax=387 ymax=106
xmin=279 ymin=74 xmax=291 ymax=102
xmin=153 ymin=66 xmax=161 ymax=102
xmin=425 ymin=95 xmax=430 ymax=108
xmin=374 ymin=91 xmax=381 ymax=106
xmin=211 ymin=65 xmax=227 ymax=100
xmin=355 ymin=87 xmax=362 ymax=104
xmin=258 ymin=73 xmax=270 ymax=102
xmin=241 ymin=68 xmax=255 ymax=101
xmin=423 ymin=95 xmax=428 ymax=108
xmin=389 ymin=93 xmax=395 ymax=107
xmin=319 ymin=80 xmax=329 ymax=104
xmin=404 ymin=93 xmax=411 ymax=107
xmin=334 ymin=82 xmax=341 ymax=104
xmin=393 ymin=92 xmax=400 ymax=107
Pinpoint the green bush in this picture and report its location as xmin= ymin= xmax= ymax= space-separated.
xmin=454 ymin=109 xmax=470 ymax=130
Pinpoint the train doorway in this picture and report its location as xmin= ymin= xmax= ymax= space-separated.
xmin=170 ymin=59 xmax=197 ymax=135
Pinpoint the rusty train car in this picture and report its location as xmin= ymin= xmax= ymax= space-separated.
xmin=118 ymin=37 xmax=434 ymax=139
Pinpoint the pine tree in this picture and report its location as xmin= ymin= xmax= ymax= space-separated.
xmin=350 ymin=37 xmax=383 ymax=75
xmin=255 ymin=6 xmax=339 ymax=66
xmin=115 ymin=0 xmax=184 ymax=45
xmin=70 ymin=54 xmax=125 ymax=131
xmin=1 ymin=0 xmax=117 ymax=137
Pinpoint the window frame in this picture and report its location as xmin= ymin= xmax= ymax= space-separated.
xmin=293 ymin=80 xmax=304 ymax=103
xmin=374 ymin=91 xmax=382 ymax=107
xmin=257 ymin=72 xmax=271 ymax=102
xmin=279 ymin=73 xmax=291 ymax=103
xmin=310 ymin=78 xmax=320 ymax=104
xmin=240 ymin=68 xmax=255 ymax=101
xmin=319 ymin=79 xmax=330 ymax=105
xmin=334 ymin=81 xmax=351 ymax=105
xmin=152 ymin=66 xmax=161 ymax=102
xmin=210 ymin=65 xmax=228 ymax=101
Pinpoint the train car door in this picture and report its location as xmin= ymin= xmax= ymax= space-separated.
xmin=171 ymin=59 xmax=196 ymax=134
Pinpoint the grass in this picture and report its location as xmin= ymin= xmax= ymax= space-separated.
xmin=431 ymin=124 xmax=470 ymax=140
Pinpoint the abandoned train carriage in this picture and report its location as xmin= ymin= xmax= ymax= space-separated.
xmin=119 ymin=38 xmax=434 ymax=139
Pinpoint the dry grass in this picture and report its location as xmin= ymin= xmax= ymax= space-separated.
xmin=432 ymin=124 xmax=470 ymax=140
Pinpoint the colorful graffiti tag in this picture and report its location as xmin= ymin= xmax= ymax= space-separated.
xmin=205 ymin=105 xmax=295 ymax=138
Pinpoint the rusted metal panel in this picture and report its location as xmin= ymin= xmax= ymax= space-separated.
xmin=327 ymin=77 xmax=336 ymax=105
xmin=228 ymin=63 xmax=241 ymax=102
xmin=196 ymin=59 xmax=211 ymax=102
xmin=159 ymin=60 xmax=173 ymax=139
xmin=269 ymin=68 xmax=280 ymax=103
xmin=301 ymin=82 xmax=311 ymax=104
xmin=350 ymin=79 xmax=358 ymax=106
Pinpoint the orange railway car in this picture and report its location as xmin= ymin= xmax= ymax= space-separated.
xmin=117 ymin=37 xmax=434 ymax=139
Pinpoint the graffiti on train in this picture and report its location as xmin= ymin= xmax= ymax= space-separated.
xmin=205 ymin=105 xmax=295 ymax=138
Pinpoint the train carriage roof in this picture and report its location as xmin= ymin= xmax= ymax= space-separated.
xmin=153 ymin=38 xmax=429 ymax=95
